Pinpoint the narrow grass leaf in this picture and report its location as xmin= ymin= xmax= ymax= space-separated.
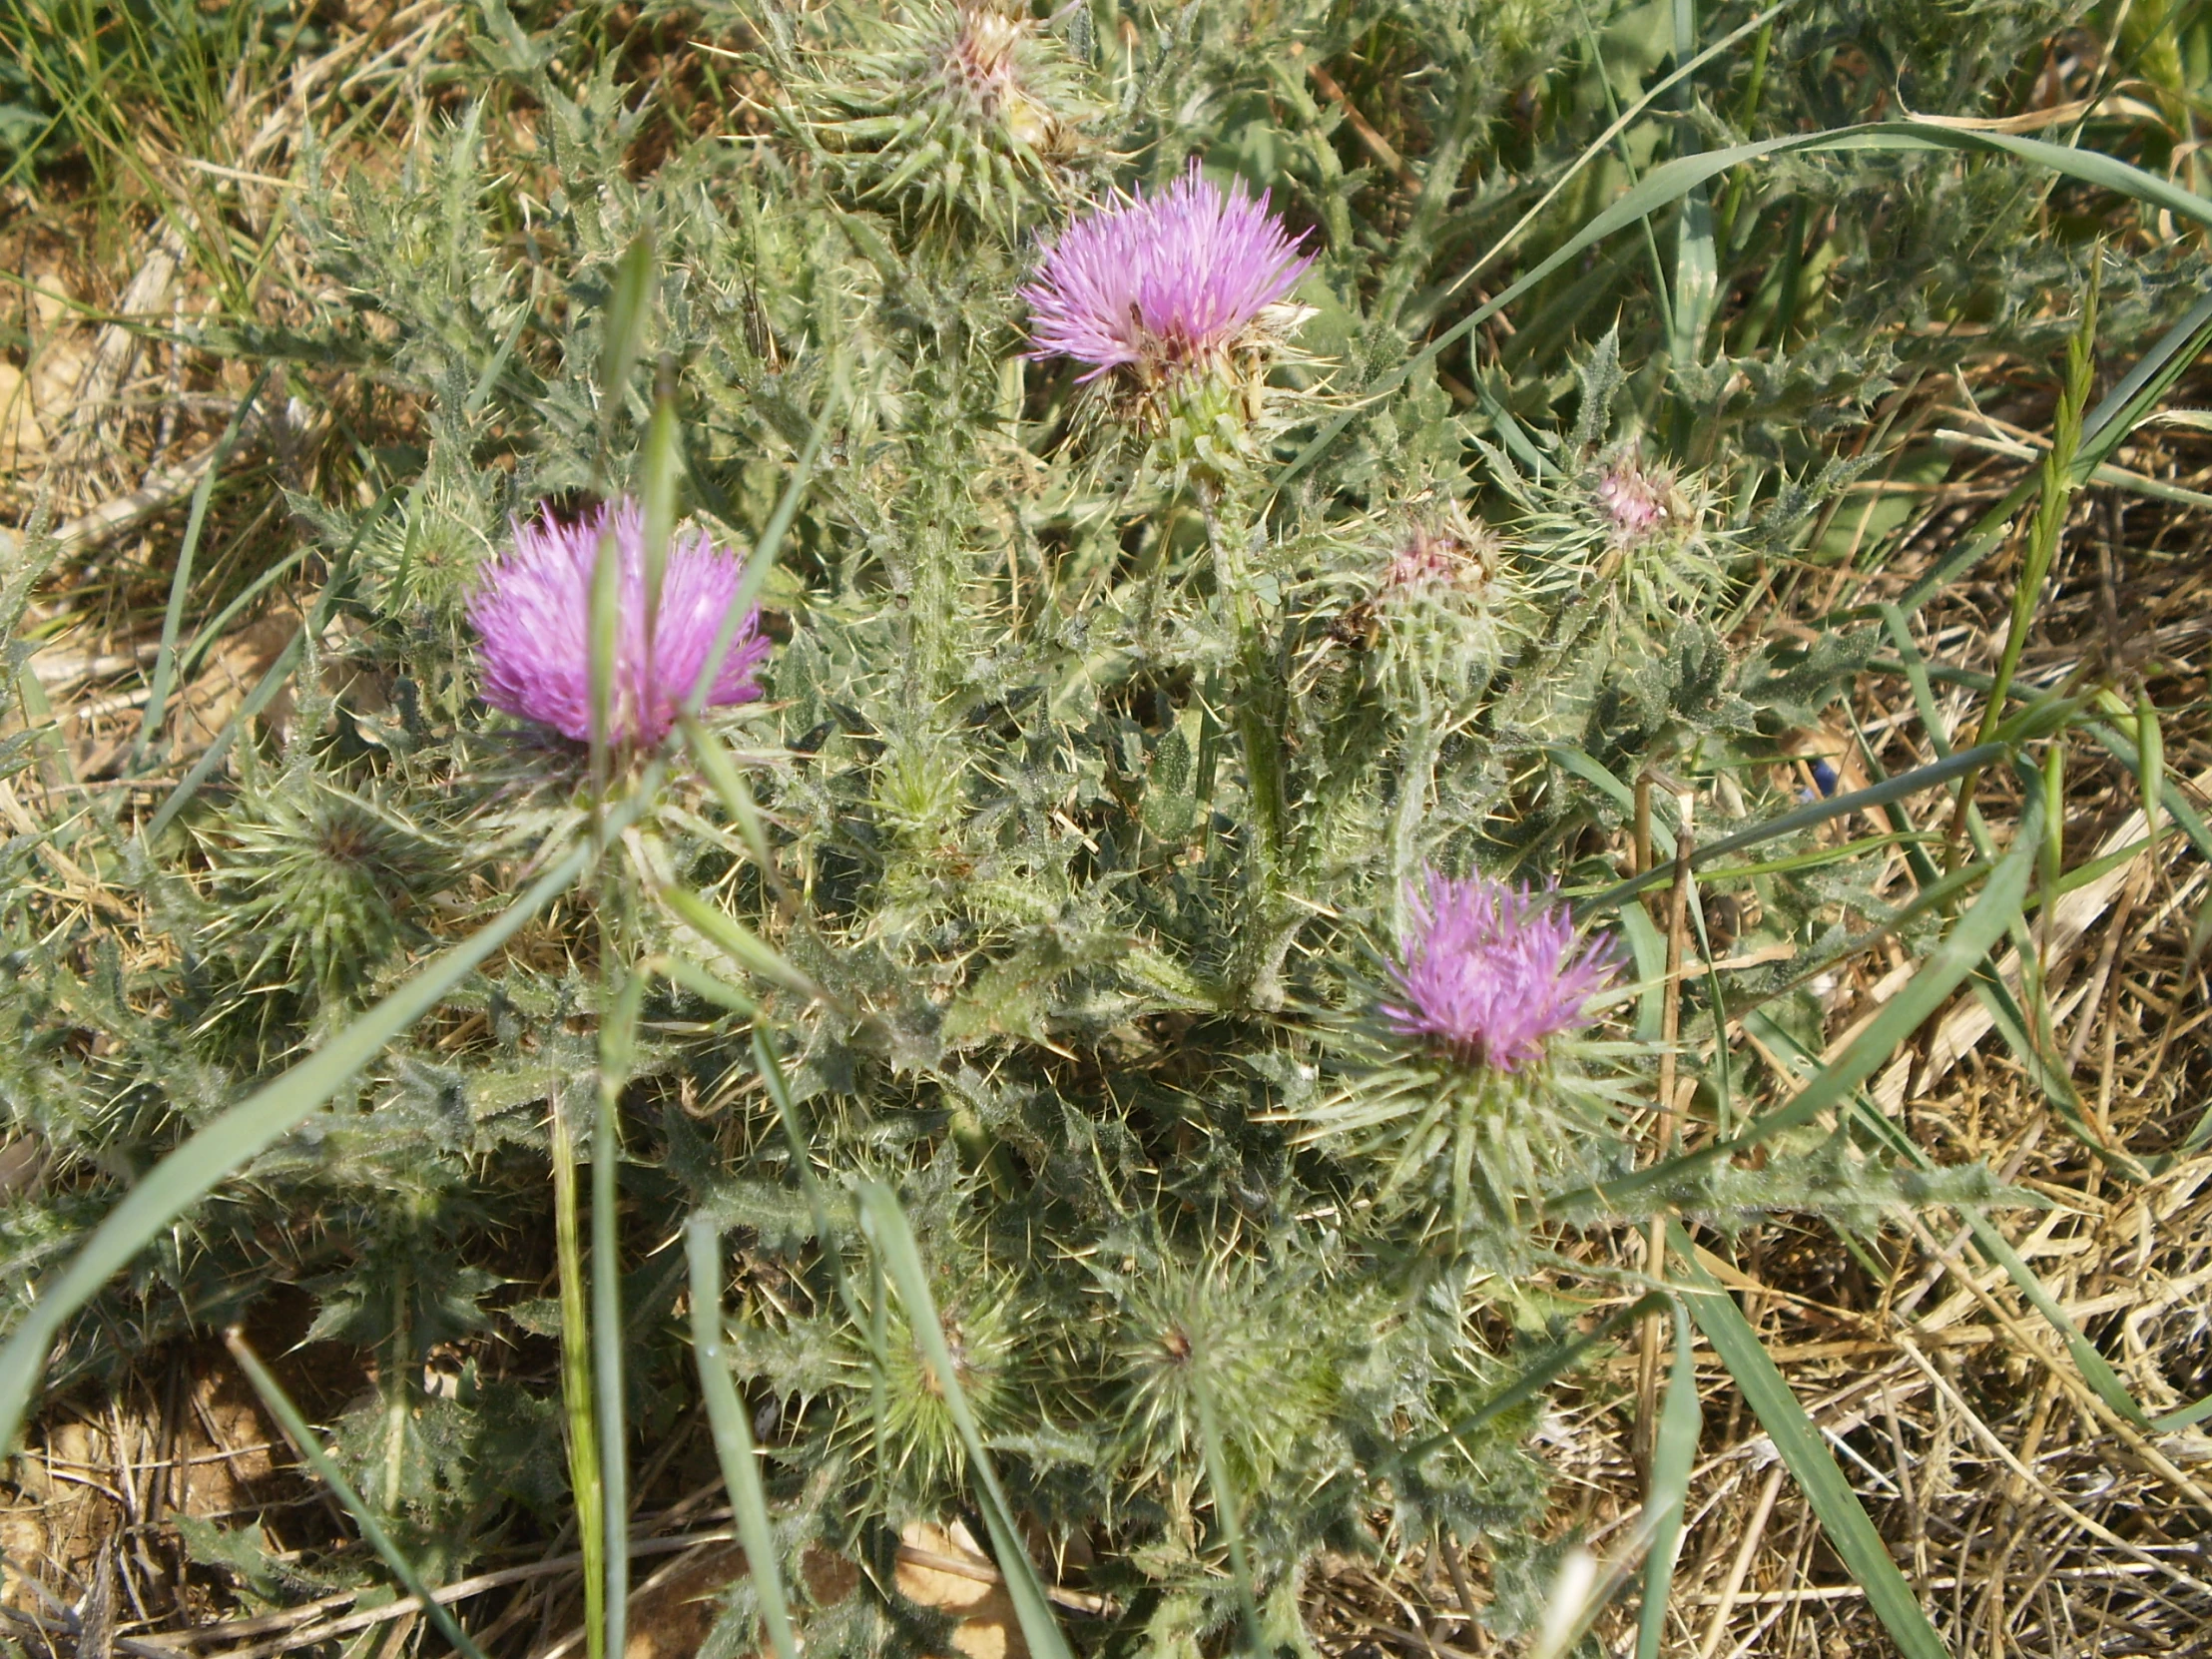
xmin=552 ymin=1069 xmax=606 ymax=1659
xmin=1542 ymin=745 xmax=1671 ymax=855
xmin=1635 ymin=1309 xmax=1701 ymax=1659
xmin=1616 ymin=902 xmax=1667 ymax=1045
xmin=175 ymin=543 xmax=312 ymax=689
xmin=588 ymin=516 xmax=622 ymax=792
xmin=1891 ymin=286 xmax=2212 ymax=616
xmin=594 ymin=971 xmax=643 ymax=1659
xmin=653 ymin=953 xmax=762 ymax=1017
xmin=640 ymin=388 xmax=681 ymax=687
xmin=679 ymin=714 xmax=778 ymax=870
xmin=1578 ymin=744 xmax=2005 ymax=918
xmin=853 ymin=1183 xmax=1076 ymax=1659
xmin=226 ymin=1329 xmax=491 ymax=1659
xmin=1669 ymin=1226 xmax=1947 ymax=1659
xmin=1561 ymin=786 xmax=2038 ymax=1214
xmin=2137 ymin=695 xmax=2164 ymax=853
xmin=1190 ymin=1360 xmax=1265 ymax=1655
xmin=685 ymin=1217 xmax=801 ymax=1659
xmin=1954 ymin=1211 xmax=2165 ymax=1426
xmin=1856 ymin=744 xmax=2136 ymax=1172
xmin=2086 ymin=718 xmax=2212 ymax=864
xmin=599 ymin=231 xmax=655 ymax=415
xmin=660 ymin=885 xmax=817 ymax=996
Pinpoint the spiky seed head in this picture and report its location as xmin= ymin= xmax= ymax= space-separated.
xmin=1355 ymin=506 xmax=1523 ymax=703
xmin=1384 ymin=870 xmax=1616 ymax=1070
xmin=938 ymin=5 xmax=1066 ymax=152
xmin=202 ymin=781 xmax=447 ymax=1002
xmin=466 ymin=499 xmax=769 ymax=750
xmin=835 ymin=1265 xmax=1037 ymax=1504
xmin=1108 ymin=1259 xmax=1340 ymax=1497
xmin=873 ymin=737 xmax=968 ymax=844
xmin=787 ymin=2 xmax=1092 ymax=237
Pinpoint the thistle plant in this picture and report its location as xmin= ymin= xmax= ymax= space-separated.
xmin=0 ymin=6 xmax=2183 ymax=1659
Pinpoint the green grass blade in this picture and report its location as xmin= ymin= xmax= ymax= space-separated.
xmin=652 ymin=953 xmax=762 ymax=1017
xmin=1543 ymin=745 xmax=1671 ymax=855
xmin=589 ymin=515 xmax=622 ymax=796
xmin=685 ymin=1217 xmax=801 ymax=1659
xmin=131 ymin=365 xmax=269 ymax=772
xmin=1635 ymin=1308 xmax=1701 ymax=1659
xmin=1669 ymin=1225 xmax=1947 ymax=1659
xmin=2084 ymin=718 xmax=2212 ymax=864
xmin=1560 ymin=788 xmax=2039 ymax=1215
xmin=552 ymin=1070 xmax=606 ymax=1659
xmin=594 ymin=971 xmax=642 ymax=1659
xmin=2155 ymin=1391 xmax=2212 ymax=1432
xmin=683 ymin=375 xmax=841 ymax=717
xmin=1954 ymin=1211 xmax=2155 ymax=1425
xmin=2136 ymin=695 xmax=2164 ymax=854
xmin=660 ymin=885 xmax=818 ymax=996
xmin=1665 ymin=0 xmax=1718 ymax=389
xmin=853 ymin=1183 xmax=1076 ymax=1659
xmin=174 ymin=543 xmax=311 ymax=690
xmin=678 ymin=715 xmax=777 ymax=870
xmin=1617 ymin=902 xmax=1667 ymax=1045
xmin=225 ymin=1330 xmax=491 ymax=1659
xmin=599 ymin=230 xmax=655 ymax=421
xmin=640 ymin=387 xmax=681 ymax=688
xmin=1577 ymin=744 xmax=2006 ymax=917
xmin=1890 ymin=287 xmax=2212 ymax=617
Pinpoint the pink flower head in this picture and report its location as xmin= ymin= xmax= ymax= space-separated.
xmin=1384 ymin=871 xmax=1616 ymax=1070
xmin=1019 ymin=161 xmax=1314 ymax=384
xmin=1595 ymin=453 xmax=1677 ymax=546
xmin=467 ymin=499 xmax=770 ymax=748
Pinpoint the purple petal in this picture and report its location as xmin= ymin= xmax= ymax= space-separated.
xmin=467 ymin=499 xmax=770 ymax=748
xmin=1384 ymin=869 xmax=1616 ymax=1070
xmin=1019 ymin=161 xmax=1313 ymax=381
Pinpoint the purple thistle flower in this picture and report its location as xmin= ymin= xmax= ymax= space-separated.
xmin=1384 ymin=870 xmax=1616 ymax=1071
xmin=1018 ymin=161 xmax=1314 ymax=384
xmin=467 ymin=499 xmax=770 ymax=749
